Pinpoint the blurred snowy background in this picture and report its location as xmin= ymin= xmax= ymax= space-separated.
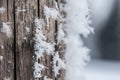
xmin=85 ymin=0 xmax=120 ymax=80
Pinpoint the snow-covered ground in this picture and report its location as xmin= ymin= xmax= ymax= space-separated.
xmin=84 ymin=59 xmax=120 ymax=80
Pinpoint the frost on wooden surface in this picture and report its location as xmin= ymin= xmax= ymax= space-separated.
xmin=34 ymin=18 xmax=54 ymax=59
xmin=1 ymin=22 xmax=12 ymax=38
xmin=53 ymin=52 xmax=65 ymax=77
xmin=53 ymin=0 xmax=59 ymax=10
xmin=0 ymin=7 xmax=5 ymax=14
xmin=25 ymin=27 xmax=30 ymax=33
xmin=52 ymin=1 xmax=66 ymax=77
xmin=34 ymin=1 xmax=66 ymax=78
xmin=57 ymin=23 xmax=65 ymax=44
xmin=44 ymin=5 xmax=60 ymax=29
xmin=33 ymin=18 xmax=55 ymax=78
xmin=34 ymin=62 xmax=45 ymax=78
xmin=64 ymin=0 xmax=94 ymax=80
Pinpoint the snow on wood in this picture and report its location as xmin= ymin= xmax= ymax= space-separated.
xmin=33 ymin=62 xmax=45 ymax=78
xmin=1 ymin=22 xmax=12 ymax=38
xmin=34 ymin=18 xmax=55 ymax=59
xmin=64 ymin=0 xmax=94 ymax=80
xmin=57 ymin=23 xmax=65 ymax=44
xmin=33 ymin=18 xmax=55 ymax=78
xmin=33 ymin=1 xmax=65 ymax=79
xmin=53 ymin=0 xmax=59 ymax=10
xmin=44 ymin=76 xmax=53 ymax=80
xmin=25 ymin=27 xmax=30 ymax=33
xmin=52 ymin=1 xmax=66 ymax=77
xmin=0 ymin=7 xmax=5 ymax=14
xmin=44 ymin=5 xmax=60 ymax=29
xmin=53 ymin=52 xmax=65 ymax=77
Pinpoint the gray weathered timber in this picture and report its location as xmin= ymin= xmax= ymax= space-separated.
xmin=0 ymin=0 xmax=14 ymax=80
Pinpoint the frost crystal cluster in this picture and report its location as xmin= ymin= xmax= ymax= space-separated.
xmin=44 ymin=5 xmax=60 ymax=28
xmin=34 ymin=18 xmax=54 ymax=78
xmin=64 ymin=0 xmax=94 ymax=80
xmin=1 ymin=22 xmax=12 ymax=38
xmin=33 ymin=1 xmax=66 ymax=78
xmin=53 ymin=52 xmax=65 ymax=77
xmin=34 ymin=18 xmax=54 ymax=59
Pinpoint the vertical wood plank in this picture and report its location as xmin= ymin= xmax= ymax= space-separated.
xmin=0 ymin=0 xmax=14 ymax=80
xmin=38 ymin=0 xmax=56 ymax=80
xmin=15 ymin=0 xmax=38 ymax=80
xmin=38 ymin=0 xmax=66 ymax=80
xmin=56 ymin=0 xmax=66 ymax=79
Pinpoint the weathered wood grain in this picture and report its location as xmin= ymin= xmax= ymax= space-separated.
xmin=0 ymin=0 xmax=66 ymax=80
xmin=0 ymin=0 xmax=14 ymax=80
xmin=38 ymin=0 xmax=66 ymax=80
xmin=15 ymin=0 xmax=38 ymax=80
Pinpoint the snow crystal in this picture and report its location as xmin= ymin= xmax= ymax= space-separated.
xmin=1 ymin=22 xmax=12 ymax=38
xmin=34 ymin=62 xmax=45 ymax=78
xmin=0 ymin=56 xmax=3 ymax=61
xmin=25 ymin=27 xmax=30 ymax=33
xmin=64 ymin=0 xmax=94 ymax=80
xmin=53 ymin=52 xmax=65 ymax=77
xmin=53 ymin=0 xmax=59 ymax=10
xmin=44 ymin=5 xmax=60 ymax=29
xmin=44 ymin=76 xmax=53 ymax=80
xmin=34 ymin=18 xmax=54 ymax=59
xmin=57 ymin=23 xmax=65 ymax=44
xmin=34 ymin=18 xmax=55 ymax=78
xmin=0 ymin=7 xmax=5 ymax=14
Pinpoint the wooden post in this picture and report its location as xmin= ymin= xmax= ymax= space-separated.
xmin=37 ymin=0 xmax=65 ymax=80
xmin=15 ymin=0 xmax=38 ymax=80
xmin=0 ymin=0 xmax=65 ymax=80
xmin=0 ymin=0 xmax=14 ymax=80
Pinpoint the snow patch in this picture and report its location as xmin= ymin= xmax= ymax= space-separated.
xmin=0 ymin=7 xmax=5 ymax=14
xmin=44 ymin=5 xmax=60 ymax=29
xmin=33 ymin=62 xmax=45 ymax=78
xmin=57 ymin=23 xmax=65 ymax=44
xmin=53 ymin=0 xmax=59 ymax=10
xmin=34 ymin=18 xmax=54 ymax=59
xmin=25 ymin=27 xmax=30 ymax=33
xmin=53 ymin=52 xmax=65 ymax=77
xmin=1 ymin=22 xmax=12 ymax=38
xmin=33 ymin=18 xmax=55 ymax=78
